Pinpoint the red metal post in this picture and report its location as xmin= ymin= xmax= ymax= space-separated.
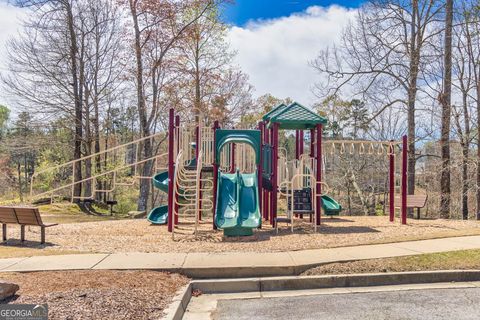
xmin=401 ymin=135 xmax=407 ymax=225
xmin=174 ymin=115 xmax=180 ymax=225
xmin=315 ymin=124 xmax=322 ymax=226
xmin=270 ymin=126 xmax=274 ymax=224
xmin=295 ymin=130 xmax=300 ymax=160
xmin=294 ymin=130 xmax=299 ymax=218
xmin=299 ymin=130 xmax=304 ymax=157
xmin=167 ymin=109 xmax=175 ymax=232
xmin=258 ymin=122 xmax=264 ymax=221
xmin=264 ymin=125 xmax=270 ymax=221
xmin=212 ymin=120 xmax=220 ymax=229
xmin=389 ymin=141 xmax=395 ymax=222
xmin=310 ymin=128 xmax=315 ymax=222
xmin=230 ymin=143 xmax=236 ymax=173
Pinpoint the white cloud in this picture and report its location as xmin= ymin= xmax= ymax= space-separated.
xmin=228 ymin=5 xmax=357 ymax=105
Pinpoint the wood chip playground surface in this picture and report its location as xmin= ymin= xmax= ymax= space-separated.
xmin=0 ymin=270 xmax=188 ymax=320
xmin=2 ymin=216 xmax=480 ymax=255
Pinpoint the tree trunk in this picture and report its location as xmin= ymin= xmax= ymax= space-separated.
xmin=460 ymin=87 xmax=470 ymax=220
xmin=65 ymin=1 xmax=83 ymax=202
xmin=462 ymin=144 xmax=469 ymax=220
xmin=476 ymin=80 xmax=480 ymax=220
xmin=84 ymin=88 xmax=92 ymax=199
xmin=350 ymin=170 xmax=369 ymax=215
xmin=17 ymin=162 xmax=23 ymax=202
xmin=130 ymin=1 xmax=151 ymax=211
xmin=407 ymin=2 xmax=419 ymax=199
xmin=440 ymin=0 xmax=453 ymax=219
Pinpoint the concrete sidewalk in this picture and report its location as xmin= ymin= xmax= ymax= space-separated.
xmin=1 ymin=235 xmax=480 ymax=278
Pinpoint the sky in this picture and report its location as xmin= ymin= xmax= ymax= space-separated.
xmin=225 ymin=1 xmax=362 ymax=104
xmin=224 ymin=0 xmax=364 ymax=26
xmin=0 ymin=0 xmax=364 ymax=108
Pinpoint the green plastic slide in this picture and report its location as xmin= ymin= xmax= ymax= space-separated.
xmin=238 ymin=172 xmax=261 ymax=229
xmin=147 ymin=205 xmax=168 ymax=225
xmin=215 ymin=169 xmax=261 ymax=236
xmin=146 ymin=159 xmax=193 ymax=225
xmin=321 ymin=194 xmax=342 ymax=216
xmin=215 ymin=172 xmax=239 ymax=230
xmin=147 ymin=171 xmax=170 ymax=225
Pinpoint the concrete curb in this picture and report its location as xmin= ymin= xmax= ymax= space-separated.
xmin=191 ymin=270 xmax=480 ymax=294
xmin=162 ymin=283 xmax=192 ymax=320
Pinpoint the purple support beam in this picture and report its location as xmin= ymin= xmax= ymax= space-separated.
xmin=295 ymin=130 xmax=300 ymax=160
xmin=212 ymin=120 xmax=220 ymax=230
xmin=389 ymin=141 xmax=395 ymax=222
xmin=167 ymin=108 xmax=175 ymax=232
xmin=258 ymin=121 xmax=264 ymax=222
xmin=401 ymin=135 xmax=408 ymax=225
xmin=315 ymin=124 xmax=322 ymax=226
xmin=310 ymin=129 xmax=315 ymax=222
xmin=264 ymin=124 xmax=270 ymax=221
xmin=299 ymin=130 xmax=304 ymax=157
xmin=230 ymin=143 xmax=236 ymax=173
xmin=270 ymin=126 xmax=274 ymax=224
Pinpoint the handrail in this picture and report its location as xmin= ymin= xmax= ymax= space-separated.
xmin=32 ymin=132 xmax=166 ymax=177
xmin=31 ymin=152 xmax=168 ymax=200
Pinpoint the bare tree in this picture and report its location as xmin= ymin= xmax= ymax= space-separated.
xmin=3 ymin=0 xmax=126 ymax=202
xmin=312 ymin=0 xmax=444 ymax=197
xmin=451 ymin=3 xmax=475 ymax=219
xmin=125 ymin=0 xmax=217 ymax=211
xmin=439 ymin=0 xmax=453 ymax=218
xmin=462 ymin=4 xmax=480 ymax=220
xmin=4 ymin=0 xmax=87 ymax=200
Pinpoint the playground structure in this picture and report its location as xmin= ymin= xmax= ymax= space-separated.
xmin=28 ymin=101 xmax=409 ymax=238
xmin=150 ymin=102 xmax=409 ymax=237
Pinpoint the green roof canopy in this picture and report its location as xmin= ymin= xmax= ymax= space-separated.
xmin=263 ymin=102 xmax=327 ymax=130
xmin=262 ymin=103 xmax=288 ymax=122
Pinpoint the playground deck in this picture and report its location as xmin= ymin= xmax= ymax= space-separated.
xmin=2 ymin=216 xmax=479 ymax=256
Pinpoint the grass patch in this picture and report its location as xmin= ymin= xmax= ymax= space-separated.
xmin=302 ymin=249 xmax=480 ymax=276
xmin=36 ymin=202 xmax=130 ymax=224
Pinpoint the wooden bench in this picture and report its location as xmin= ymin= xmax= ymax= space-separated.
xmin=394 ymin=195 xmax=428 ymax=219
xmin=0 ymin=207 xmax=58 ymax=244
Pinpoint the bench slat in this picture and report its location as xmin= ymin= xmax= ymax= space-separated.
xmin=394 ymin=195 xmax=427 ymax=208
xmin=12 ymin=208 xmax=41 ymax=226
xmin=0 ymin=207 xmax=18 ymax=224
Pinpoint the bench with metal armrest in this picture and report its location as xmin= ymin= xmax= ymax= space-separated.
xmin=394 ymin=195 xmax=428 ymax=219
xmin=0 ymin=206 xmax=58 ymax=244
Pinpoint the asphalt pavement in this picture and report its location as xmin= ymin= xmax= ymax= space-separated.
xmin=214 ymin=287 xmax=480 ymax=320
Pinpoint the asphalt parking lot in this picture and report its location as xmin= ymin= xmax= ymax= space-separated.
xmin=214 ymin=287 xmax=480 ymax=320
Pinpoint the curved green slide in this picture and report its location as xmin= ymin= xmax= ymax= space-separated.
xmin=147 ymin=157 xmax=195 ymax=225
xmin=321 ymin=195 xmax=342 ymax=216
xmin=147 ymin=171 xmax=170 ymax=225
xmin=215 ymin=169 xmax=261 ymax=236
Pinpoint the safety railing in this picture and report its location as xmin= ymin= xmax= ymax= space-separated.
xmin=30 ymin=132 xmax=167 ymax=202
